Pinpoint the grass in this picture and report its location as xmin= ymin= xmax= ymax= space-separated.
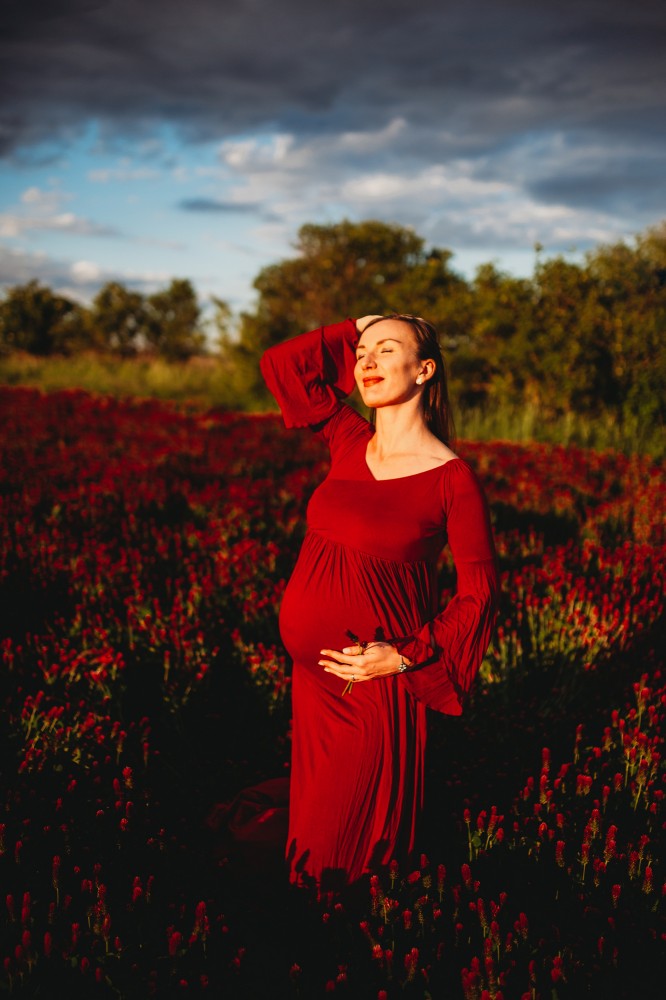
xmin=0 ymin=351 xmax=243 ymax=409
xmin=455 ymin=402 xmax=664 ymax=458
xmin=1 ymin=350 xmax=663 ymax=458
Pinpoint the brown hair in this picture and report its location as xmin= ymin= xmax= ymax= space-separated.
xmin=362 ymin=313 xmax=456 ymax=446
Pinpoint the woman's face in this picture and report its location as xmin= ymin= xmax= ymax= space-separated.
xmin=354 ymin=319 xmax=425 ymax=408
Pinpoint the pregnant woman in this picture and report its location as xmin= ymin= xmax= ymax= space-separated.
xmin=260 ymin=314 xmax=499 ymax=890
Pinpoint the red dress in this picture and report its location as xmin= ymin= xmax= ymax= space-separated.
xmin=260 ymin=319 xmax=499 ymax=888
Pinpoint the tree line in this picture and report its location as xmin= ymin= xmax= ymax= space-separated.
xmin=0 ymin=277 xmax=207 ymax=360
xmin=1 ymin=219 xmax=664 ymax=427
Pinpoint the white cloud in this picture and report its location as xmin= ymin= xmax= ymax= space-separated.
xmin=87 ymin=166 xmax=160 ymax=183
xmin=337 ymin=117 xmax=408 ymax=153
xmin=203 ymin=119 xmax=648 ymax=259
xmin=220 ymin=133 xmax=297 ymax=170
xmin=70 ymin=260 xmax=102 ymax=282
xmin=0 ymin=216 xmax=25 ymax=239
xmin=1 ymin=185 xmax=121 ymax=239
xmin=0 ymin=245 xmax=170 ymax=302
xmin=0 ymin=211 xmax=120 ymax=238
xmin=21 ymin=186 xmax=53 ymax=205
xmin=0 ymin=246 xmax=55 ymax=285
xmin=339 ymin=165 xmax=509 ymax=203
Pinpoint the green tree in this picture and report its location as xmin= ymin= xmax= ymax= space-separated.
xmin=465 ymin=225 xmax=666 ymax=426
xmin=526 ymin=256 xmax=600 ymax=413
xmin=91 ymin=282 xmax=148 ymax=355
xmin=229 ymin=219 xmax=469 ymax=401
xmin=210 ymin=296 xmax=236 ymax=353
xmin=49 ymin=305 xmax=98 ymax=355
xmin=145 ymin=279 xmax=205 ymax=360
xmin=0 ymin=280 xmax=92 ymax=355
xmin=452 ymin=262 xmax=533 ymax=409
xmin=584 ymin=224 xmax=666 ymax=425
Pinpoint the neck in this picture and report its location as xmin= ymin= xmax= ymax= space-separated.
xmin=371 ymin=400 xmax=431 ymax=457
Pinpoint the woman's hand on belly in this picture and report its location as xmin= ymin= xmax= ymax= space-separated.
xmin=318 ymin=641 xmax=411 ymax=688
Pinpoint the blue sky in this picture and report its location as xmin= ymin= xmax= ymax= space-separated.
xmin=1 ymin=0 xmax=664 ymax=317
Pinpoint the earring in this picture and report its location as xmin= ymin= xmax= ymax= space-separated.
xmin=416 ymin=376 xmax=424 ymax=385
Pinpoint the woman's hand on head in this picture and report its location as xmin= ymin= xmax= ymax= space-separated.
xmin=318 ymin=642 xmax=409 ymax=683
xmin=355 ymin=315 xmax=385 ymax=333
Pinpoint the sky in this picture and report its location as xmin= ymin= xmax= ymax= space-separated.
xmin=0 ymin=0 xmax=664 ymax=315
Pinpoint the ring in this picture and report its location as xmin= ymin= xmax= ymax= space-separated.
xmin=351 ymin=675 xmax=356 ymax=683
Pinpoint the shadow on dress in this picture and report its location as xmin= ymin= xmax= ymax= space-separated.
xmin=209 ymin=776 xmax=400 ymax=896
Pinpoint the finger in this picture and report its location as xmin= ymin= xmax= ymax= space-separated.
xmin=319 ymin=656 xmax=366 ymax=676
xmin=319 ymin=649 xmax=362 ymax=666
xmin=319 ymin=659 xmax=366 ymax=678
xmin=318 ymin=657 xmax=346 ymax=670
xmin=322 ymin=665 xmax=347 ymax=678
xmin=324 ymin=665 xmax=368 ymax=682
xmin=341 ymin=644 xmax=363 ymax=654
xmin=322 ymin=663 xmax=349 ymax=677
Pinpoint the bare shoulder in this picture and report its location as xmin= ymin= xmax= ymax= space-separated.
xmin=401 ymin=438 xmax=460 ymax=476
xmin=427 ymin=437 xmax=459 ymax=466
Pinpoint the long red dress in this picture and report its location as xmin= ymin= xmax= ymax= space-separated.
xmin=260 ymin=319 xmax=499 ymax=889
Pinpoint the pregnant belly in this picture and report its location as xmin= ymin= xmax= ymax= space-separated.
xmin=279 ymin=531 xmax=433 ymax=675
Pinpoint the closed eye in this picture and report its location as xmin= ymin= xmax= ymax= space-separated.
xmin=356 ymin=347 xmax=393 ymax=359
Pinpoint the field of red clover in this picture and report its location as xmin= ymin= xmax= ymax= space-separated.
xmin=1 ymin=384 xmax=664 ymax=998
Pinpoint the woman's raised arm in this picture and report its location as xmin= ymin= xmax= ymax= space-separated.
xmin=260 ymin=319 xmax=361 ymax=429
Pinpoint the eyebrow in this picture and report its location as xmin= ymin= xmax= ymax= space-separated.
xmin=355 ymin=337 xmax=402 ymax=351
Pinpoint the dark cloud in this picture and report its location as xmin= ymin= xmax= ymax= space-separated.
xmin=178 ymin=198 xmax=261 ymax=214
xmin=1 ymin=1 xmax=664 ymax=153
xmin=516 ymin=125 xmax=666 ymax=218
xmin=177 ymin=197 xmax=281 ymax=224
xmin=1 ymin=0 xmax=664 ymax=233
xmin=528 ymin=172 xmax=666 ymax=215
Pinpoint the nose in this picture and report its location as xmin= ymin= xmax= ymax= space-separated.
xmin=361 ymin=352 xmax=376 ymax=369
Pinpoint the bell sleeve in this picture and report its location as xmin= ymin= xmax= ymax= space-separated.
xmin=396 ymin=460 xmax=499 ymax=715
xmin=260 ymin=319 xmax=360 ymax=429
